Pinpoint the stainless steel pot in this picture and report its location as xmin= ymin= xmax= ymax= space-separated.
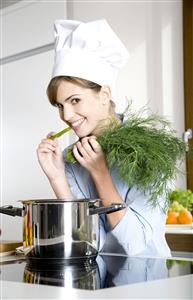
xmin=0 ymin=199 xmax=126 ymax=260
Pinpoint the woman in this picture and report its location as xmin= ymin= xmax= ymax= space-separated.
xmin=37 ymin=19 xmax=171 ymax=257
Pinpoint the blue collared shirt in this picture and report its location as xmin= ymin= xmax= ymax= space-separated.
xmin=64 ymin=149 xmax=171 ymax=258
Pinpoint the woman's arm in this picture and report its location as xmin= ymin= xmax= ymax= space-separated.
xmin=48 ymin=176 xmax=73 ymax=199
xmin=37 ymin=135 xmax=73 ymax=199
xmin=91 ymin=168 xmax=127 ymax=228
xmin=73 ymin=136 xmax=127 ymax=228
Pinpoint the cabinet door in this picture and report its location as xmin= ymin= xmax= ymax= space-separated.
xmin=2 ymin=51 xmax=71 ymax=199
xmin=0 ymin=0 xmax=68 ymax=240
xmin=183 ymin=0 xmax=193 ymax=191
xmin=1 ymin=51 xmax=73 ymax=240
xmin=1 ymin=0 xmax=66 ymax=57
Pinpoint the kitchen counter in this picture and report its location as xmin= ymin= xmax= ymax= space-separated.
xmin=1 ymin=274 xmax=192 ymax=299
xmin=165 ymin=224 xmax=193 ymax=235
xmin=1 ymin=253 xmax=193 ymax=299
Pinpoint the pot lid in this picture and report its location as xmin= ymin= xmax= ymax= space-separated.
xmin=19 ymin=199 xmax=99 ymax=205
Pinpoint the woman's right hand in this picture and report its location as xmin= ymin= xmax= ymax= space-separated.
xmin=37 ymin=133 xmax=65 ymax=182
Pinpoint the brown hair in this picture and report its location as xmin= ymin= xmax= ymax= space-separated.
xmin=47 ymin=76 xmax=116 ymax=110
xmin=47 ymin=76 xmax=102 ymax=106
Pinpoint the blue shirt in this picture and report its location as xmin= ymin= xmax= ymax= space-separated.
xmin=64 ymin=149 xmax=171 ymax=258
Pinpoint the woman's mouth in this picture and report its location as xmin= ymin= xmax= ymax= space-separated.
xmin=71 ymin=118 xmax=85 ymax=131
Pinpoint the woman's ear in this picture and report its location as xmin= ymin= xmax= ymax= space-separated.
xmin=99 ymin=85 xmax=112 ymax=105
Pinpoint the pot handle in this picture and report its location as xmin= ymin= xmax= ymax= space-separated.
xmin=89 ymin=203 xmax=126 ymax=215
xmin=0 ymin=205 xmax=23 ymax=217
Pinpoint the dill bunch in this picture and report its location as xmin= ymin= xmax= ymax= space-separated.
xmin=66 ymin=108 xmax=192 ymax=206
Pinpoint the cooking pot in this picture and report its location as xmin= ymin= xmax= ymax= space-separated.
xmin=0 ymin=199 xmax=126 ymax=260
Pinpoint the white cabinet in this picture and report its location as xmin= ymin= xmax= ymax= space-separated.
xmin=1 ymin=1 xmax=68 ymax=240
xmin=1 ymin=0 xmax=67 ymax=58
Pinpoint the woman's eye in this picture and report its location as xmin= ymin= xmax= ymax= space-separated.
xmin=71 ymin=98 xmax=80 ymax=104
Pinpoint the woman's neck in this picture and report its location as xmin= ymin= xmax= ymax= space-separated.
xmin=92 ymin=113 xmax=122 ymax=137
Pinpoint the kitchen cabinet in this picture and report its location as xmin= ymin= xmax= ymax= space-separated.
xmin=0 ymin=0 xmax=69 ymax=241
xmin=165 ymin=225 xmax=193 ymax=253
xmin=166 ymin=231 xmax=193 ymax=252
xmin=1 ymin=0 xmax=66 ymax=58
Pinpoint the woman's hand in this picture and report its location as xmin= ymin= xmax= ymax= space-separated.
xmin=73 ymin=136 xmax=108 ymax=175
xmin=37 ymin=132 xmax=65 ymax=182
xmin=73 ymin=136 xmax=126 ymax=228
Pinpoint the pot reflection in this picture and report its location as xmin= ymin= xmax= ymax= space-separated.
xmin=23 ymin=257 xmax=101 ymax=289
xmin=21 ymin=254 xmax=193 ymax=290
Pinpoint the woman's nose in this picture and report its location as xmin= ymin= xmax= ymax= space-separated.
xmin=60 ymin=106 xmax=74 ymax=122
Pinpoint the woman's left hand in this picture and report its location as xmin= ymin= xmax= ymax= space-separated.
xmin=73 ymin=136 xmax=108 ymax=174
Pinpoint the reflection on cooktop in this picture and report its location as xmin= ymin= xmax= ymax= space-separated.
xmin=0 ymin=255 xmax=193 ymax=290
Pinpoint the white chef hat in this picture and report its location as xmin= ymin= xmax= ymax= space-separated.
xmin=51 ymin=19 xmax=129 ymax=94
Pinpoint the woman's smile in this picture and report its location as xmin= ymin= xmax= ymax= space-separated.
xmin=71 ymin=117 xmax=85 ymax=131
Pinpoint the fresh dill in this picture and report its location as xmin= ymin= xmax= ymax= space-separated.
xmin=66 ymin=106 xmax=192 ymax=206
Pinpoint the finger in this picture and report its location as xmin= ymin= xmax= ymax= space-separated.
xmin=73 ymin=144 xmax=85 ymax=163
xmin=41 ymin=138 xmax=58 ymax=147
xmin=88 ymin=135 xmax=97 ymax=140
xmin=39 ymin=142 xmax=56 ymax=151
xmin=76 ymin=141 xmax=90 ymax=158
xmin=47 ymin=131 xmax=57 ymax=139
xmin=37 ymin=147 xmax=54 ymax=154
xmin=81 ymin=136 xmax=90 ymax=142
xmin=88 ymin=138 xmax=102 ymax=153
xmin=81 ymin=138 xmax=95 ymax=155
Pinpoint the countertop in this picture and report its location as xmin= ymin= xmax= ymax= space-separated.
xmin=165 ymin=224 xmax=193 ymax=235
xmin=1 ymin=274 xmax=193 ymax=299
xmin=1 ymin=253 xmax=193 ymax=299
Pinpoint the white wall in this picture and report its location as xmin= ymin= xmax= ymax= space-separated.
xmin=0 ymin=0 xmax=186 ymax=240
xmin=68 ymin=1 xmax=184 ymax=126
xmin=68 ymin=0 xmax=186 ymax=187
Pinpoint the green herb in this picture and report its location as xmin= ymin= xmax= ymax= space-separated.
xmin=66 ymin=148 xmax=77 ymax=164
xmin=169 ymin=189 xmax=193 ymax=211
xmin=166 ymin=259 xmax=190 ymax=270
xmin=50 ymin=127 xmax=71 ymax=140
xmin=66 ymin=106 xmax=193 ymax=207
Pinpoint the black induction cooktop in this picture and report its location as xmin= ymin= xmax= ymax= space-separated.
xmin=0 ymin=254 xmax=193 ymax=290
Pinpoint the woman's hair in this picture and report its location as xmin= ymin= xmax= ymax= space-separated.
xmin=47 ymin=76 xmax=101 ymax=106
xmin=47 ymin=76 xmax=115 ymax=109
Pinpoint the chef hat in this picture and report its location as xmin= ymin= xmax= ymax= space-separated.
xmin=51 ymin=19 xmax=129 ymax=94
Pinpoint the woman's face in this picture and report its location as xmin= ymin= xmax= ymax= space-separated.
xmin=55 ymin=80 xmax=112 ymax=137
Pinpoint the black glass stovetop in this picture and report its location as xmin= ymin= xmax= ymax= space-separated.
xmin=0 ymin=254 xmax=193 ymax=290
